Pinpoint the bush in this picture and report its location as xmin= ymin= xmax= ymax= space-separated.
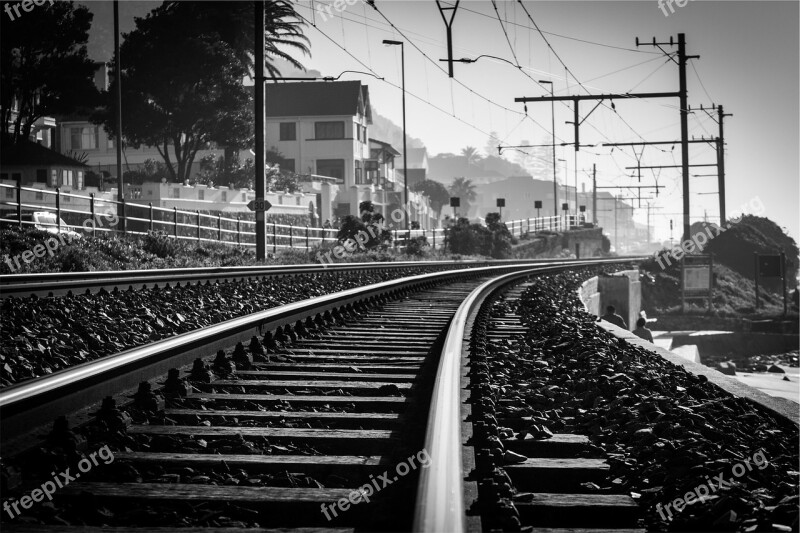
xmin=404 ymin=236 xmax=429 ymax=257
xmin=142 ymin=231 xmax=182 ymax=258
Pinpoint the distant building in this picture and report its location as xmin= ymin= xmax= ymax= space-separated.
xmin=1 ymin=138 xmax=90 ymax=191
xmin=397 ymin=147 xmax=428 ymax=188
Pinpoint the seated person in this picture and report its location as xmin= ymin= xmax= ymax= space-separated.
xmin=600 ymin=305 xmax=628 ymax=330
xmin=632 ymin=317 xmax=654 ymax=343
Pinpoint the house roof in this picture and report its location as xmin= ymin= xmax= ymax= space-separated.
xmin=1 ymin=138 xmax=89 ymax=168
xmin=369 ymin=138 xmax=401 ymax=156
xmin=264 ymin=81 xmax=372 ymax=123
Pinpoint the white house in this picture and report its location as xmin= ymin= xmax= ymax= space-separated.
xmin=264 ymin=81 xmax=437 ymax=228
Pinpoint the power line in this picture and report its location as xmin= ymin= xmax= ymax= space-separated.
xmin=447 ymin=1 xmax=661 ymax=55
xmin=296 ymin=11 xmax=540 ymax=157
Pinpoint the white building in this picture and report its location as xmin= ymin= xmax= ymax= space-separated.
xmin=264 ymin=81 xmax=437 ymax=228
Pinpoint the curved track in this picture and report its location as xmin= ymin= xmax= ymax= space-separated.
xmin=0 ymin=258 xmax=585 ymax=299
xmin=0 ymin=259 xmax=640 ymax=532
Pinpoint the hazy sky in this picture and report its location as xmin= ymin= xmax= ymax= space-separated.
xmin=87 ymin=1 xmax=799 ymax=242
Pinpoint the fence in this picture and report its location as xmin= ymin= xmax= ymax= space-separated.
xmin=0 ymin=183 xmax=587 ymax=253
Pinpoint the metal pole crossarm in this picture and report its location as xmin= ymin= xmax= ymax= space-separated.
xmin=595 ymin=185 xmax=663 ymax=189
xmin=514 ymin=91 xmax=680 ymax=103
xmin=602 ymin=139 xmax=715 ymax=147
xmin=624 ymin=164 xmax=717 ymax=169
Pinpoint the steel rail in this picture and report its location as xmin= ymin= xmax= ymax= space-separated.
xmin=414 ymin=258 xmax=641 ymax=532
xmin=3 ymin=261 xmax=599 ymax=442
xmin=0 ymin=258 xmax=589 ymax=299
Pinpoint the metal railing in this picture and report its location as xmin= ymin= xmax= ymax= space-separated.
xmin=1 ymin=183 xmax=589 ymax=253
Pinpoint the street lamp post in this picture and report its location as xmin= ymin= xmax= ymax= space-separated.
xmin=539 ymin=80 xmax=557 ymax=221
xmin=383 ymin=39 xmax=408 ymax=231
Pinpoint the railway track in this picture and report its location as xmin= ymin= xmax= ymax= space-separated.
xmin=0 ymin=259 xmax=642 ymax=532
xmin=0 ymin=258 xmax=578 ymax=299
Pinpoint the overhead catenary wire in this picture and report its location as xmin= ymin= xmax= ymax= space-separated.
xmin=295 ymin=10 xmax=540 ymax=157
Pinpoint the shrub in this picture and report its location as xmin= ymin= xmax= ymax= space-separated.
xmin=404 ymin=236 xmax=429 ymax=257
xmin=142 ymin=231 xmax=181 ymax=258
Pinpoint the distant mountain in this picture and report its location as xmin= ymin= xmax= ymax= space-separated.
xmin=428 ymin=154 xmax=528 ymax=186
xmin=369 ymin=107 xmax=425 ymax=152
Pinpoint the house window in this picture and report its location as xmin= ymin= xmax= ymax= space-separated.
xmin=280 ymin=158 xmax=295 ymax=172
xmin=316 ymin=159 xmax=345 ymax=183
xmin=315 ymin=121 xmax=344 ymax=140
xmin=198 ymin=189 xmax=205 ymax=200
xmin=76 ymin=171 xmax=84 ymax=190
xmin=355 ymin=160 xmax=364 ymax=185
xmin=69 ymin=127 xmax=98 ymax=150
xmin=50 ymin=170 xmax=58 ymax=187
xmin=172 ymin=188 xmax=180 ymax=198
xmin=279 ymin=122 xmax=296 ymax=141
xmin=221 ymin=191 xmax=227 ymax=202
xmin=0 ymin=173 xmax=8 ymax=181
xmin=36 ymin=169 xmax=47 ymax=183
xmin=61 ymin=170 xmax=73 ymax=187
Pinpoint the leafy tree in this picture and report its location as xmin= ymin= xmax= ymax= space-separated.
xmin=1 ymin=0 xmax=99 ymax=143
xmin=449 ymin=177 xmax=477 ymax=214
xmin=411 ymin=179 xmax=450 ymax=216
xmin=94 ymin=1 xmax=309 ymax=184
xmin=124 ymin=158 xmax=170 ymax=185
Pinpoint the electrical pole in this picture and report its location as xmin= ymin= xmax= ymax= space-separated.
xmin=435 ymin=0 xmax=460 ymax=77
xmin=254 ymin=0 xmax=266 ymax=260
xmin=592 ymin=163 xmax=597 ymax=225
xmin=717 ymin=105 xmax=732 ymax=222
xmin=636 ymin=34 xmax=698 ymax=242
xmin=113 ymin=0 xmax=125 ymax=233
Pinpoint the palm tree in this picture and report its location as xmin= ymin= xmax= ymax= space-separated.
xmin=461 ymin=146 xmax=482 ymax=166
xmin=449 ymin=177 xmax=477 ymax=214
xmin=162 ymin=1 xmax=309 ymax=76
